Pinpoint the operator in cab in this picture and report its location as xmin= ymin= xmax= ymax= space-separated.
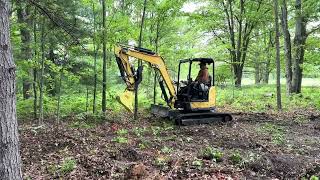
xmin=193 ymin=62 xmax=210 ymax=98
xmin=196 ymin=62 xmax=210 ymax=84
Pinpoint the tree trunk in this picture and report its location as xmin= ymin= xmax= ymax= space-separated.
xmin=92 ymin=2 xmax=97 ymax=114
xmin=0 ymin=0 xmax=23 ymax=178
xmin=134 ymin=0 xmax=147 ymax=120
xmin=233 ymin=64 xmax=243 ymax=87
xmin=254 ymin=59 xmax=261 ymax=85
xmin=153 ymin=21 xmax=160 ymax=104
xmin=222 ymin=0 xmax=258 ymax=88
xmin=39 ymin=20 xmax=45 ymax=124
xmin=56 ymin=71 xmax=62 ymax=122
xmin=274 ymin=0 xmax=282 ymax=110
xmin=262 ymin=59 xmax=271 ymax=84
xmin=292 ymin=0 xmax=307 ymax=93
xmin=86 ymin=86 xmax=89 ymax=113
xmin=280 ymin=0 xmax=293 ymax=95
xmin=262 ymin=31 xmax=274 ymax=84
xmin=47 ymin=42 xmax=59 ymax=96
xmin=102 ymin=0 xmax=107 ymax=112
xmin=17 ymin=0 xmax=33 ymax=99
xmin=33 ymin=14 xmax=38 ymax=120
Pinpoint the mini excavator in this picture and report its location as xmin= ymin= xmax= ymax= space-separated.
xmin=114 ymin=44 xmax=232 ymax=125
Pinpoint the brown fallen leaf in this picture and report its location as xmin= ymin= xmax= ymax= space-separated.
xmin=129 ymin=163 xmax=148 ymax=179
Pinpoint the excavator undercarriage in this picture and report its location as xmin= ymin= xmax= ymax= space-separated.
xmin=151 ymin=104 xmax=232 ymax=125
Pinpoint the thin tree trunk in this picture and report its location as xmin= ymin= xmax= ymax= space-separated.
xmin=280 ymin=0 xmax=293 ymax=95
xmin=0 ymin=0 xmax=23 ymax=178
xmin=92 ymin=2 xmax=97 ymax=114
xmin=33 ymin=16 xmax=38 ymax=120
xmin=262 ymin=60 xmax=271 ymax=84
xmin=17 ymin=0 xmax=33 ymax=99
xmin=102 ymin=0 xmax=107 ymax=112
xmin=254 ymin=59 xmax=260 ymax=84
xmin=262 ymin=31 xmax=274 ymax=84
xmin=134 ymin=0 xmax=147 ymax=120
xmin=274 ymin=0 xmax=282 ymax=110
xmin=86 ymin=86 xmax=89 ymax=113
xmin=39 ymin=20 xmax=45 ymax=124
xmin=153 ymin=22 xmax=160 ymax=104
xmin=47 ymin=42 xmax=58 ymax=96
xmin=223 ymin=0 xmax=257 ymax=88
xmin=56 ymin=71 xmax=62 ymax=122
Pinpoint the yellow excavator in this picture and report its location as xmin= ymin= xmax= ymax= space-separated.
xmin=114 ymin=44 xmax=232 ymax=125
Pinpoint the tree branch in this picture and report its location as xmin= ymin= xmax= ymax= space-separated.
xmin=307 ymin=24 xmax=320 ymax=36
xmin=26 ymin=0 xmax=88 ymax=52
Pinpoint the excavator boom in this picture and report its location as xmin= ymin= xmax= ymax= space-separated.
xmin=114 ymin=45 xmax=176 ymax=112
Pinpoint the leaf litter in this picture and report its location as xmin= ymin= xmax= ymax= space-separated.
xmin=20 ymin=109 xmax=320 ymax=179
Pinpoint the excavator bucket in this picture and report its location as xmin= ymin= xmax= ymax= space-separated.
xmin=116 ymin=89 xmax=134 ymax=113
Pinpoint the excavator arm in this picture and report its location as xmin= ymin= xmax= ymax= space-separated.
xmin=114 ymin=44 xmax=176 ymax=112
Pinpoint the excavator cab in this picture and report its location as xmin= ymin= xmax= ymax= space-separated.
xmin=174 ymin=58 xmax=216 ymax=112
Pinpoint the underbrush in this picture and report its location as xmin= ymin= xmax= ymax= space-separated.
xmin=17 ymin=85 xmax=319 ymax=121
xmin=217 ymin=85 xmax=320 ymax=112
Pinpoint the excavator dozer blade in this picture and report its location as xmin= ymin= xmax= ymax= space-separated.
xmin=116 ymin=89 xmax=134 ymax=113
xmin=151 ymin=104 xmax=171 ymax=118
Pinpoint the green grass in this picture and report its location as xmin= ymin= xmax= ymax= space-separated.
xmin=17 ymin=82 xmax=320 ymax=121
xmin=241 ymin=77 xmax=320 ymax=86
xmin=199 ymin=146 xmax=224 ymax=162
xmin=217 ymin=85 xmax=320 ymax=112
xmin=60 ymin=158 xmax=77 ymax=175
xmin=257 ymin=123 xmax=285 ymax=145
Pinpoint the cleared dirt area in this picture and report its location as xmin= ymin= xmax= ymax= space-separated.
xmin=20 ymin=109 xmax=320 ymax=179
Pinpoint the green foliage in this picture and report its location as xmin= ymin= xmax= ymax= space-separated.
xmin=192 ymin=159 xmax=203 ymax=169
xmin=138 ymin=143 xmax=147 ymax=149
xmin=217 ymin=85 xmax=320 ymax=112
xmin=116 ymin=129 xmax=128 ymax=136
xmin=293 ymin=115 xmax=309 ymax=125
xmin=133 ymin=127 xmax=148 ymax=137
xmin=154 ymin=156 xmax=170 ymax=167
xmin=230 ymin=151 xmax=243 ymax=165
xmin=215 ymin=64 xmax=233 ymax=86
xmin=310 ymin=175 xmax=319 ymax=180
xmin=258 ymin=123 xmax=285 ymax=145
xmin=60 ymin=158 xmax=77 ymax=175
xmin=69 ymin=121 xmax=94 ymax=129
xmin=48 ymin=158 xmax=77 ymax=176
xmin=200 ymin=146 xmax=224 ymax=162
xmin=138 ymin=139 xmax=151 ymax=150
xmin=151 ymin=126 xmax=163 ymax=136
xmin=112 ymin=137 xmax=128 ymax=144
xmin=161 ymin=146 xmax=173 ymax=154
xmin=16 ymin=98 xmax=34 ymax=120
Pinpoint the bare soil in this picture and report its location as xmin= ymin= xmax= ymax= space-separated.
xmin=20 ymin=109 xmax=320 ymax=179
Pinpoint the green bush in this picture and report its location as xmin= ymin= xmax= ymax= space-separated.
xmin=60 ymin=158 xmax=76 ymax=175
xmin=200 ymin=146 xmax=224 ymax=162
xmin=230 ymin=151 xmax=243 ymax=165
